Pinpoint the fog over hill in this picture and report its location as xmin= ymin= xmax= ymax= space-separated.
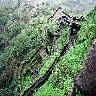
xmin=0 ymin=0 xmax=96 ymax=96
xmin=0 ymin=0 xmax=96 ymax=16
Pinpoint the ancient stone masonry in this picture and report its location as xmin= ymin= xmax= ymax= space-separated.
xmin=47 ymin=7 xmax=85 ymax=53
xmin=22 ymin=7 xmax=84 ymax=96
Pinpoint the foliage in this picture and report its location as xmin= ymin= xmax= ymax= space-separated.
xmin=35 ymin=7 xmax=96 ymax=96
xmin=0 ymin=3 xmax=96 ymax=96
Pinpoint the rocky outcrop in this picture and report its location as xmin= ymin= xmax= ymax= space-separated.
xmin=71 ymin=39 xmax=96 ymax=96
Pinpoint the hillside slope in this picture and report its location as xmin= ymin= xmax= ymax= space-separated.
xmin=0 ymin=1 xmax=96 ymax=96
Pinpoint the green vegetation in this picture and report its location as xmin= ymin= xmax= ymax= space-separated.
xmin=35 ymin=7 xmax=96 ymax=96
xmin=0 ymin=2 xmax=96 ymax=96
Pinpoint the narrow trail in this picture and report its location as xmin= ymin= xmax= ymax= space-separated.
xmin=22 ymin=13 xmax=82 ymax=96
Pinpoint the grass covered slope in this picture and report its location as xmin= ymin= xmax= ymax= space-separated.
xmin=0 ymin=3 xmax=96 ymax=96
xmin=35 ymin=7 xmax=96 ymax=96
xmin=0 ymin=6 xmax=65 ymax=95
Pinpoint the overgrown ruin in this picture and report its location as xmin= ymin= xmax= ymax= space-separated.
xmin=0 ymin=1 xmax=96 ymax=96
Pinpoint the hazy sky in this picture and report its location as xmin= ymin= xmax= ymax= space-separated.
xmin=0 ymin=0 xmax=96 ymax=16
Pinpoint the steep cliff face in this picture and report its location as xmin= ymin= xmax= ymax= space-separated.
xmin=75 ymin=39 xmax=96 ymax=96
xmin=0 ymin=1 xmax=96 ymax=96
xmin=34 ymin=7 xmax=96 ymax=96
